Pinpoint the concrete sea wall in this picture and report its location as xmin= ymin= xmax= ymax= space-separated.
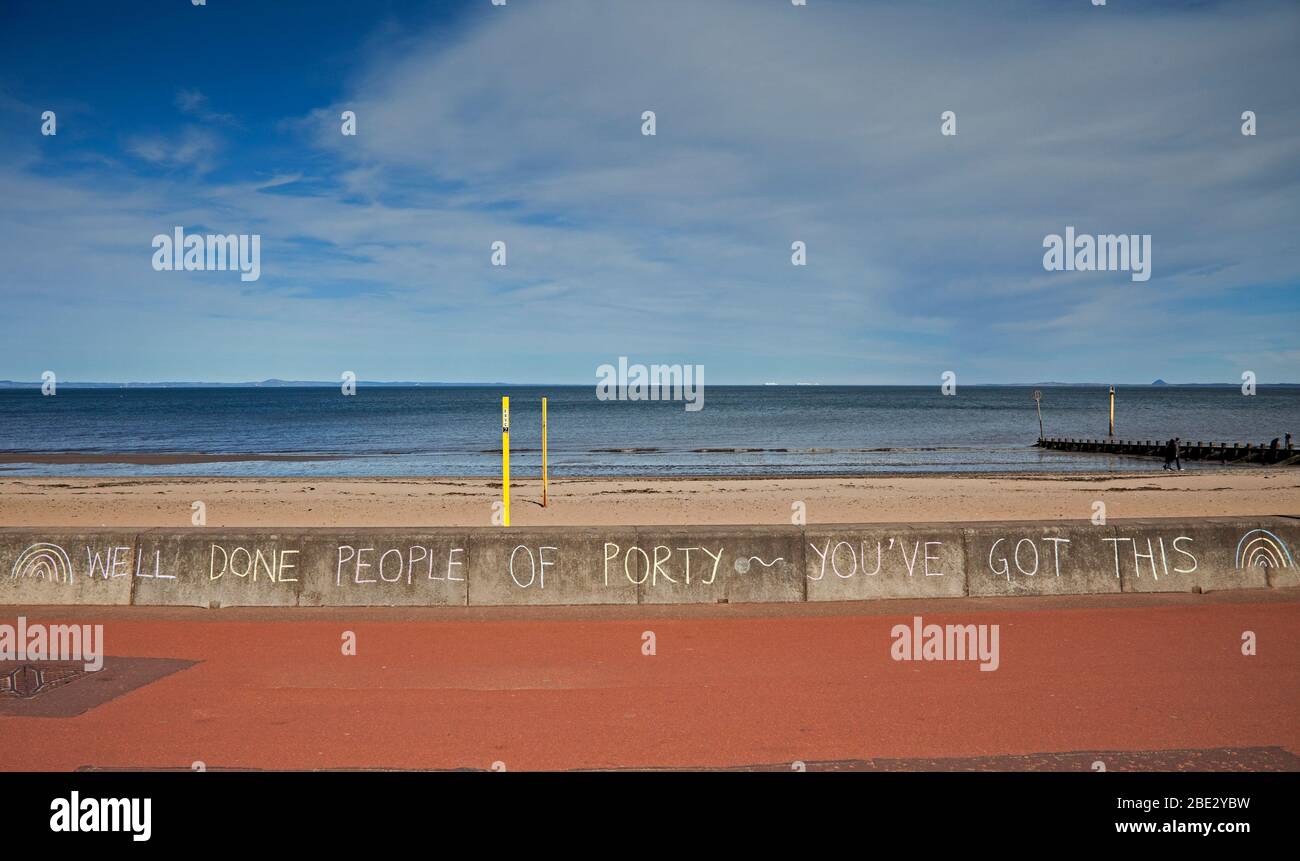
xmin=0 ymin=517 xmax=1295 ymax=608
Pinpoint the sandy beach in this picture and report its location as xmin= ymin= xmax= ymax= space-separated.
xmin=1 ymin=469 xmax=1296 ymax=527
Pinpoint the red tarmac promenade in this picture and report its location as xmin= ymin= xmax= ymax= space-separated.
xmin=2 ymin=591 xmax=1298 ymax=772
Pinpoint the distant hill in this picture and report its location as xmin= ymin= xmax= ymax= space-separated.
xmin=1026 ymin=381 xmax=1300 ymax=388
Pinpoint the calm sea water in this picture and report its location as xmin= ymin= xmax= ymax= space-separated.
xmin=1 ymin=385 xmax=1296 ymax=477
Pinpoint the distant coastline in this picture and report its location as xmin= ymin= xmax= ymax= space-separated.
xmin=2 ymin=381 xmax=1297 ymax=389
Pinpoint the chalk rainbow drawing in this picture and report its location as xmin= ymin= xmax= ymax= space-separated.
xmin=10 ymin=542 xmax=75 ymax=584
xmin=1234 ymin=530 xmax=1293 ymax=570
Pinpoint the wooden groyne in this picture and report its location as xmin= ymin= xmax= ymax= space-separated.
xmin=1036 ymin=435 xmax=1297 ymax=465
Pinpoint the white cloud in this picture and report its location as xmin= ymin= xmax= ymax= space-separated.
xmin=126 ymin=127 xmax=222 ymax=174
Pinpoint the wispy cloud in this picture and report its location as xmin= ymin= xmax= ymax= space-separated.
xmin=126 ymin=126 xmax=222 ymax=174
xmin=174 ymin=88 xmax=240 ymax=127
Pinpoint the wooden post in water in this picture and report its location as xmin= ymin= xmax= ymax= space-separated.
xmin=1108 ymin=386 xmax=1115 ymax=438
xmin=501 ymin=396 xmax=511 ymax=527
xmin=1032 ymin=390 xmax=1044 ymax=441
xmin=541 ymin=397 xmax=548 ymax=508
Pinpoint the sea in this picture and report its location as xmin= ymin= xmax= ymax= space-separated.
xmin=1 ymin=385 xmax=1297 ymax=477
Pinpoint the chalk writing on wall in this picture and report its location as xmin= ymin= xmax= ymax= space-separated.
xmin=0 ymin=526 xmax=1287 ymax=606
xmin=9 ymin=542 xmax=174 ymax=584
xmin=1102 ymin=536 xmax=1197 ymax=580
xmin=336 ymin=545 xmax=465 ymax=586
xmin=987 ymin=537 xmax=1070 ymax=581
xmin=210 ymin=544 xmax=298 ymax=582
xmin=603 ymin=543 xmax=724 ymax=587
xmin=509 ymin=545 xmax=556 ymax=588
xmin=807 ymin=538 xmax=946 ymax=580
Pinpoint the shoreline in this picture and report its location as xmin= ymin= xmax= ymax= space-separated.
xmin=0 ymin=468 xmax=1274 ymax=479
xmin=0 ymin=452 xmax=1272 ymax=475
xmin=2 ymin=444 xmax=1288 ymax=474
xmin=0 ymin=452 xmax=343 ymax=465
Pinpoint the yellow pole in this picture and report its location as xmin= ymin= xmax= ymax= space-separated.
xmin=542 ymin=397 xmax=548 ymax=508
xmin=501 ymin=396 xmax=511 ymax=527
xmin=1108 ymin=386 xmax=1115 ymax=438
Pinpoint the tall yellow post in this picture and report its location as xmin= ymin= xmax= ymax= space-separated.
xmin=1108 ymin=386 xmax=1115 ymax=438
xmin=501 ymin=396 xmax=511 ymax=527
xmin=541 ymin=397 xmax=548 ymax=508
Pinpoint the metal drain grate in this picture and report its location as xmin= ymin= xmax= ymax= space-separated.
xmin=0 ymin=657 xmax=196 ymax=718
xmin=0 ymin=663 xmax=88 ymax=700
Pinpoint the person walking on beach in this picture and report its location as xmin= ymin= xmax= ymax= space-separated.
xmin=1163 ymin=437 xmax=1182 ymax=471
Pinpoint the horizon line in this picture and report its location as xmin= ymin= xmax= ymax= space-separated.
xmin=3 ymin=380 xmax=1297 ymax=389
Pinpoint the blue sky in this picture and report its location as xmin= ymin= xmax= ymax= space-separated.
xmin=1 ymin=0 xmax=1297 ymax=384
